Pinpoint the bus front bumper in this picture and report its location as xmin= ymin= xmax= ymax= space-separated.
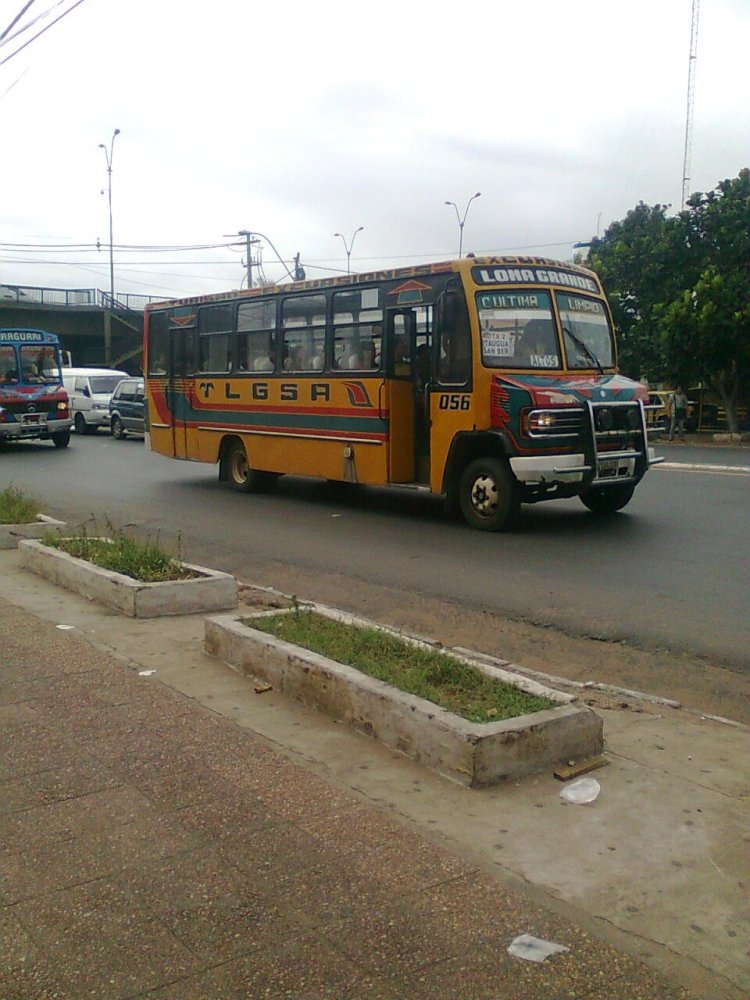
xmin=0 ymin=417 xmax=73 ymax=441
xmin=510 ymin=447 xmax=661 ymax=486
xmin=510 ymin=453 xmax=587 ymax=484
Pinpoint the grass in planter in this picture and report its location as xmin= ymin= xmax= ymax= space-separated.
xmin=247 ymin=608 xmax=555 ymax=724
xmin=0 ymin=485 xmax=42 ymax=524
xmin=44 ymin=522 xmax=195 ymax=583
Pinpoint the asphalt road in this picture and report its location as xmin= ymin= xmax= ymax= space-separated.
xmin=2 ymin=433 xmax=749 ymax=670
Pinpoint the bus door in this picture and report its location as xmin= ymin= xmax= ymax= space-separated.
xmin=385 ymin=309 xmax=432 ymax=483
xmin=167 ymin=323 xmax=196 ymax=459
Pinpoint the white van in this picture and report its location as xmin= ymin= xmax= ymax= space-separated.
xmin=61 ymin=367 xmax=127 ymax=434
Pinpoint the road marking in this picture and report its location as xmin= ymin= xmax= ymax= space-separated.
xmin=656 ymin=461 xmax=750 ymax=476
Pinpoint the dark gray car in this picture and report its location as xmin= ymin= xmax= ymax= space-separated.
xmin=109 ymin=378 xmax=145 ymax=439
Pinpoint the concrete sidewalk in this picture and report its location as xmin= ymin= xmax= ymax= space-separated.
xmin=1 ymin=546 xmax=747 ymax=999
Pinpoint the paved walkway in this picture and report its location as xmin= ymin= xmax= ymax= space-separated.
xmin=1 ymin=545 xmax=747 ymax=999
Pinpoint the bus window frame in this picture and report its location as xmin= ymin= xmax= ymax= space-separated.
xmin=280 ymin=292 xmax=327 ymax=373
xmin=237 ymin=298 xmax=278 ymax=373
xmin=197 ymin=303 xmax=235 ymax=375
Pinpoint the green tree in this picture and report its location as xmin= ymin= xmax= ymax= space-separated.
xmin=587 ymin=202 xmax=675 ymax=381
xmin=662 ymin=170 xmax=750 ymax=432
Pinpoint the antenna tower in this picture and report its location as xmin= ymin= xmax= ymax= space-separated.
xmin=681 ymin=0 xmax=700 ymax=208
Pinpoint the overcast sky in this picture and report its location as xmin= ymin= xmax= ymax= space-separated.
xmin=1 ymin=0 xmax=748 ymax=301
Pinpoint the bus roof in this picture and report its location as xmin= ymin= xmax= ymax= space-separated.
xmin=145 ymin=255 xmax=599 ymax=312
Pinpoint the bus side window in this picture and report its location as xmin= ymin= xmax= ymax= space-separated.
xmin=388 ymin=314 xmax=412 ymax=377
xmin=437 ymin=293 xmax=470 ymax=385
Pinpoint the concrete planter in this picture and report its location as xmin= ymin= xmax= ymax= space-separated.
xmin=205 ymin=607 xmax=603 ymax=787
xmin=0 ymin=514 xmax=67 ymax=550
xmin=18 ymin=538 xmax=237 ymax=618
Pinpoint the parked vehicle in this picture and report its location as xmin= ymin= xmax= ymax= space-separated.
xmin=109 ymin=377 xmax=145 ymax=439
xmin=61 ymin=367 xmax=126 ymax=434
xmin=644 ymin=391 xmax=673 ymax=433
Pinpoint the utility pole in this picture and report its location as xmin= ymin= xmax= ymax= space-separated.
xmin=681 ymin=0 xmax=700 ymax=208
xmin=237 ymin=229 xmax=260 ymax=288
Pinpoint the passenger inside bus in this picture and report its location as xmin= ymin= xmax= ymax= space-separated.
xmin=285 ymin=344 xmax=309 ymax=371
xmin=515 ymin=320 xmax=558 ymax=366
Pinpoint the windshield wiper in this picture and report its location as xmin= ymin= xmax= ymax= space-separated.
xmin=563 ymin=326 xmax=603 ymax=375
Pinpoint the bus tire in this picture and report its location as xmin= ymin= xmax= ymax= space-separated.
xmin=458 ymin=457 xmax=519 ymax=531
xmin=74 ymin=413 xmax=87 ymax=435
xmin=51 ymin=429 xmax=71 ymax=449
xmin=225 ymin=439 xmax=266 ymax=493
xmin=579 ymin=483 xmax=635 ymax=514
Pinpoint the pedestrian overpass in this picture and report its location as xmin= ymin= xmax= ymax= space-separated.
xmin=0 ymin=284 xmax=162 ymax=374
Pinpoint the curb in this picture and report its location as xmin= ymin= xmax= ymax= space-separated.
xmin=204 ymin=608 xmax=603 ymax=787
xmin=18 ymin=538 xmax=238 ymax=617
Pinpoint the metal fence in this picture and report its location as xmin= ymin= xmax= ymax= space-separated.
xmin=0 ymin=284 xmax=160 ymax=312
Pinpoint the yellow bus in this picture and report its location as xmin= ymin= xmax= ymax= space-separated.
xmin=144 ymin=256 xmax=660 ymax=531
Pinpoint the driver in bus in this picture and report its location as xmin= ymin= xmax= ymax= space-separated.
xmin=516 ymin=320 xmax=556 ymax=365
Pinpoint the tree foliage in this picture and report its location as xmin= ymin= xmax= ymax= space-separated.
xmin=587 ymin=202 xmax=673 ymax=380
xmin=586 ymin=169 xmax=750 ymax=430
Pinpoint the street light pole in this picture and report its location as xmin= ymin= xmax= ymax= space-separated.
xmin=444 ymin=192 xmax=481 ymax=258
xmin=98 ymin=129 xmax=120 ymax=306
xmin=333 ymin=226 xmax=364 ymax=274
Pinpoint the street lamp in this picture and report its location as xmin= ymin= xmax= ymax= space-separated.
xmin=445 ymin=192 xmax=481 ymax=258
xmin=333 ymin=226 xmax=364 ymax=274
xmin=98 ymin=128 xmax=120 ymax=306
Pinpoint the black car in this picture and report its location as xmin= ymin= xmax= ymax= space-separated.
xmin=109 ymin=378 xmax=145 ymax=439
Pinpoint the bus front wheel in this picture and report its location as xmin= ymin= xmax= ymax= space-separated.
xmin=458 ymin=457 xmax=519 ymax=532
xmin=579 ymin=483 xmax=635 ymax=514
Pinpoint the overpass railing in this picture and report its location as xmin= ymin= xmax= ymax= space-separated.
xmin=0 ymin=284 xmax=161 ymax=312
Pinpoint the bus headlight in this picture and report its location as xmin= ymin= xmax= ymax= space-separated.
xmin=528 ymin=411 xmax=557 ymax=433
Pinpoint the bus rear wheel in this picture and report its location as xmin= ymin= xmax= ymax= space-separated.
xmin=224 ymin=439 xmax=277 ymax=493
xmin=458 ymin=457 xmax=519 ymax=532
xmin=579 ymin=482 xmax=635 ymax=514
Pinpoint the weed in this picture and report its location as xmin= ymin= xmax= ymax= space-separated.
xmin=0 ymin=485 xmax=41 ymax=525
xmin=249 ymin=609 xmax=555 ymax=724
xmin=44 ymin=519 xmax=194 ymax=583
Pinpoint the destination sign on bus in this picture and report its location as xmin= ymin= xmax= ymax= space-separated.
xmin=472 ymin=266 xmax=598 ymax=293
xmin=1 ymin=330 xmax=47 ymax=343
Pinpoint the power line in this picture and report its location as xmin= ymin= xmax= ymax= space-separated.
xmin=0 ymin=0 xmax=37 ymax=43
xmin=0 ymin=0 xmax=87 ymax=67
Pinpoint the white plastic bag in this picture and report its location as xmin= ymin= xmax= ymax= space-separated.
xmin=508 ymin=933 xmax=570 ymax=963
xmin=559 ymin=776 xmax=600 ymax=804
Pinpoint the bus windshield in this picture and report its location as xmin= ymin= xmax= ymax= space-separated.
xmin=558 ymin=293 xmax=614 ymax=370
xmin=19 ymin=345 xmax=62 ymax=384
xmin=477 ymin=290 xmax=560 ymax=370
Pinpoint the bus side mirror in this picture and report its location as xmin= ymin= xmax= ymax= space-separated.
xmin=438 ymin=289 xmax=459 ymax=331
xmin=82 ymin=386 xmax=91 ymax=398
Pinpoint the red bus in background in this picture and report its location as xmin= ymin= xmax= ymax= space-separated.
xmin=0 ymin=328 xmax=72 ymax=448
